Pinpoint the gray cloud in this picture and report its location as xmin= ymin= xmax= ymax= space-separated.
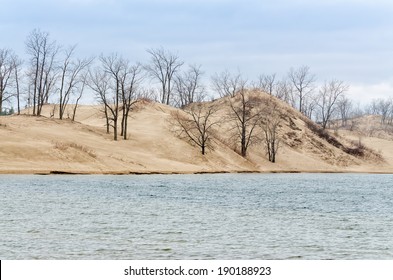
xmin=1 ymin=0 xmax=393 ymax=101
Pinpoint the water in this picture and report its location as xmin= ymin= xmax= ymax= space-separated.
xmin=1 ymin=173 xmax=393 ymax=259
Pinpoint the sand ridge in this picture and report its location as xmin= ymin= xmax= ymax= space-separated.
xmin=1 ymin=94 xmax=393 ymax=174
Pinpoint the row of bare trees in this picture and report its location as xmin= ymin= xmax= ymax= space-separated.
xmin=172 ymin=90 xmax=282 ymax=162
xmin=5 ymin=29 xmax=393 ymax=147
xmin=211 ymin=66 xmax=351 ymax=130
xmin=25 ymin=29 xmax=59 ymax=116
xmin=0 ymin=32 xmax=206 ymax=116
xmin=144 ymin=47 xmax=208 ymax=108
xmin=172 ymin=103 xmax=219 ymax=155
xmin=0 ymin=29 xmax=347 ymax=130
xmin=0 ymin=48 xmax=22 ymax=114
xmin=0 ymin=29 xmax=93 ymax=119
xmin=88 ymin=54 xmax=143 ymax=140
xmin=367 ymin=97 xmax=393 ymax=125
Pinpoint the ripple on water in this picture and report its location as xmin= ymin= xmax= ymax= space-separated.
xmin=1 ymin=173 xmax=393 ymax=259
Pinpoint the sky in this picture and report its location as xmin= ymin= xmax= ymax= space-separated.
xmin=1 ymin=0 xmax=393 ymax=104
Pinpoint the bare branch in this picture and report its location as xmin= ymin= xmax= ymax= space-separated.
xmin=25 ymin=29 xmax=59 ymax=115
xmin=211 ymin=70 xmax=246 ymax=98
xmin=227 ymin=87 xmax=262 ymax=157
xmin=315 ymin=79 xmax=349 ymax=129
xmin=58 ymin=45 xmax=94 ymax=119
xmin=288 ymin=65 xmax=315 ymax=114
xmin=171 ymin=103 xmax=219 ymax=155
xmin=173 ymin=64 xmax=206 ymax=107
xmin=145 ymin=47 xmax=183 ymax=105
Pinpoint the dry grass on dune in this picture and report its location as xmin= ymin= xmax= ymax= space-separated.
xmin=1 ymin=91 xmax=393 ymax=174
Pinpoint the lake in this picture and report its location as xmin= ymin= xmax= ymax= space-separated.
xmin=1 ymin=173 xmax=392 ymax=259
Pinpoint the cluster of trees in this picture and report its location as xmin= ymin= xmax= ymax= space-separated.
xmin=0 ymin=30 xmax=208 ymax=142
xmin=367 ymin=97 xmax=393 ymax=125
xmin=2 ymin=29 xmax=393 ymax=162
xmin=0 ymin=30 xmax=93 ymax=118
xmin=0 ymin=48 xmax=22 ymax=115
xmin=213 ymin=66 xmax=351 ymax=130
xmin=172 ymin=90 xmax=282 ymax=162
xmin=89 ymin=54 xmax=143 ymax=140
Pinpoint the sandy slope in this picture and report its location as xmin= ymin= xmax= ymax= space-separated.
xmin=1 ymin=95 xmax=393 ymax=174
xmin=335 ymin=129 xmax=393 ymax=173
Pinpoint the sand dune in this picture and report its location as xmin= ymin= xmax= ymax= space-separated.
xmin=1 ymin=93 xmax=393 ymax=174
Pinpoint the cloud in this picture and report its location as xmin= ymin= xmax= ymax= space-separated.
xmin=2 ymin=0 xmax=393 ymax=102
xmin=348 ymin=81 xmax=393 ymax=105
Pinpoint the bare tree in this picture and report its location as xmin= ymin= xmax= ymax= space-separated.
xmin=337 ymin=95 xmax=353 ymax=127
xmin=58 ymin=45 xmax=93 ymax=119
xmin=99 ymin=53 xmax=125 ymax=140
xmin=145 ymin=47 xmax=183 ymax=105
xmin=137 ymin=87 xmax=157 ymax=101
xmin=288 ymin=65 xmax=315 ymax=114
xmin=275 ymin=78 xmax=295 ymax=107
xmin=367 ymin=99 xmax=379 ymax=115
xmin=120 ymin=62 xmax=144 ymax=139
xmin=253 ymin=73 xmax=277 ymax=95
xmin=25 ymin=29 xmax=59 ymax=115
xmin=174 ymin=64 xmax=206 ymax=107
xmin=0 ymin=48 xmax=17 ymax=113
xmin=71 ymin=70 xmax=89 ymax=121
xmin=211 ymin=70 xmax=245 ymax=98
xmin=388 ymin=100 xmax=393 ymax=125
xmin=172 ymin=103 xmax=219 ymax=155
xmin=260 ymin=98 xmax=281 ymax=163
xmin=228 ymin=88 xmax=262 ymax=157
xmin=315 ymin=80 xmax=349 ymax=129
xmin=376 ymin=98 xmax=392 ymax=124
xmin=89 ymin=54 xmax=142 ymax=140
xmin=303 ymin=95 xmax=317 ymax=120
xmin=12 ymin=55 xmax=23 ymax=115
xmin=350 ymin=102 xmax=365 ymax=120
xmin=88 ymin=67 xmax=112 ymax=135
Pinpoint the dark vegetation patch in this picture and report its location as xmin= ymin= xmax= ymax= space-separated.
xmin=304 ymin=118 xmax=381 ymax=159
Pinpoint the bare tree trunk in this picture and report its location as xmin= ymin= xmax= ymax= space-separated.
xmin=123 ymin=112 xmax=128 ymax=140
xmin=72 ymin=87 xmax=83 ymax=122
xmin=228 ymin=86 xmax=260 ymax=157
xmin=59 ymin=46 xmax=92 ymax=120
xmin=120 ymin=63 xmax=143 ymax=140
xmin=15 ymin=64 xmax=21 ymax=115
xmin=72 ymin=70 xmax=90 ymax=122
xmin=241 ymin=123 xmax=247 ymax=157
xmin=32 ymin=55 xmax=39 ymax=115
xmin=120 ymin=105 xmax=126 ymax=137
xmin=260 ymin=98 xmax=281 ymax=163
xmin=104 ymin=106 xmax=110 ymax=134
xmin=113 ymin=116 xmax=118 ymax=140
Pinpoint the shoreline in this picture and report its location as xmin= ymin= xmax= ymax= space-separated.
xmin=2 ymin=105 xmax=393 ymax=177
xmin=1 ymin=169 xmax=392 ymax=175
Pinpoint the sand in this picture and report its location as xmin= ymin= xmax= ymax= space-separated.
xmin=1 ymin=94 xmax=393 ymax=174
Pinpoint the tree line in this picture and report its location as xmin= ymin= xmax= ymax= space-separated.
xmin=1 ymin=29 xmax=391 ymax=161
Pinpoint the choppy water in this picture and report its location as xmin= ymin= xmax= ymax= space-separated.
xmin=1 ymin=173 xmax=393 ymax=259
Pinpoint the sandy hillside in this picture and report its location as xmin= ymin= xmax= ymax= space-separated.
xmin=1 ymin=93 xmax=393 ymax=174
xmin=332 ymin=115 xmax=393 ymax=173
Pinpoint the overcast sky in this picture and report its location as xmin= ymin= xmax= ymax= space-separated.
xmin=1 ymin=0 xmax=393 ymax=103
